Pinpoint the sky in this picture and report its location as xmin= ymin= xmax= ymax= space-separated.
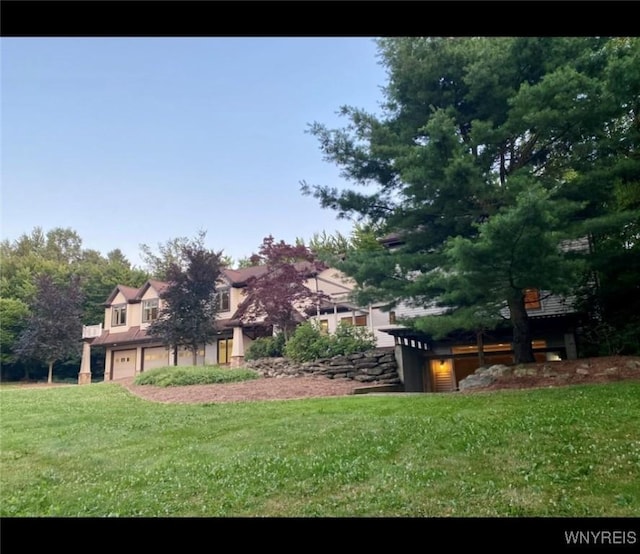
xmin=1 ymin=37 xmax=388 ymax=268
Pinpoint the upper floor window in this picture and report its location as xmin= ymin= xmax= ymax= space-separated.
xmin=341 ymin=315 xmax=368 ymax=327
xmin=142 ymin=298 xmax=159 ymax=323
xmin=217 ymin=288 xmax=230 ymax=312
xmin=354 ymin=315 xmax=367 ymax=327
xmin=112 ymin=304 xmax=127 ymax=326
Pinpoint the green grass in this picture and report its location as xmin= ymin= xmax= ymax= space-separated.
xmin=132 ymin=365 xmax=259 ymax=386
xmin=1 ymin=381 xmax=639 ymax=516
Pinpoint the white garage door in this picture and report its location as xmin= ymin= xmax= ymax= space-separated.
xmin=142 ymin=346 xmax=170 ymax=371
xmin=112 ymin=349 xmax=137 ymax=380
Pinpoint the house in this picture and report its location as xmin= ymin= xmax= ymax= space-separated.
xmin=79 ymin=264 xmax=364 ymax=382
xmin=369 ymin=236 xmax=589 ymax=393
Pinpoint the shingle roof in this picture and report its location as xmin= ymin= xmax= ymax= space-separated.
xmin=91 ymin=326 xmax=155 ymax=347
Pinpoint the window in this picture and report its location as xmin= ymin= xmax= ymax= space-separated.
xmin=319 ymin=319 xmax=329 ymax=334
xmin=112 ymin=304 xmax=127 ymax=326
xmin=217 ymin=288 xmax=230 ymax=312
xmin=354 ymin=315 xmax=367 ymax=327
xmin=340 ymin=315 xmax=368 ymax=327
xmin=389 ymin=311 xmax=396 ymax=324
xmin=142 ymin=299 xmax=159 ymax=323
xmin=524 ymin=288 xmax=541 ymax=310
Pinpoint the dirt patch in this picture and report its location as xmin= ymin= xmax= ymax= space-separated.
xmin=122 ymin=375 xmax=361 ymax=404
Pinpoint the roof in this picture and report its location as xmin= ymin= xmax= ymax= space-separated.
xmin=91 ymin=326 xmax=155 ymax=347
xmin=104 ymin=285 xmax=142 ymax=306
xmin=222 ymin=261 xmax=324 ymax=287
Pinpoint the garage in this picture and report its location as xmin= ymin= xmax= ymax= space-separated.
xmin=111 ymin=349 xmax=137 ymax=380
xmin=142 ymin=346 xmax=170 ymax=371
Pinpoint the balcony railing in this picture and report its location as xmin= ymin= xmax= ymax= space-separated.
xmin=82 ymin=324 xmax=103 ymax=339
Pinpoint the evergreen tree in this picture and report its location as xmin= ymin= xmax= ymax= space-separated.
xmin=303 ymin=37 xmax=639 ymax=362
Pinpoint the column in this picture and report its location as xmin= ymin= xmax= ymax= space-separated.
xmin=230 ymin=326 xmax=245 ymax=368
xmin=78 ymin=340 xmax=92 ymax=385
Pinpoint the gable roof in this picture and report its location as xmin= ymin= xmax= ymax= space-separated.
xmin=104 ymin=285 xmax=142 ymax=306
xmin=135 ymin=279 xmax=169 ymax=300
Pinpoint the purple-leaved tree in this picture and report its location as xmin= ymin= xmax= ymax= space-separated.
xmin=240 ymin=236 xmax=328 ymax=340
xmin=15 ymin=274 xmax=84 ymax=383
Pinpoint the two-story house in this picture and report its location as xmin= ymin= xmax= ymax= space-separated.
xmin=80 ymin=264 xmax=365 ymax=382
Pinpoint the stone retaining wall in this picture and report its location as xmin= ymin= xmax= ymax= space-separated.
xmin=245 ymin=348 xmax=401 ymax=385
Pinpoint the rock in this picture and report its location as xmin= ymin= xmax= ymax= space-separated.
xmin=576 ymin=368 xmax=590 ymax=375
xmin=486 ymin=364 xmax=512 ymax=377
xmin=514 ymin=367 xmax=538 ymax=377
xmin=458 ymin=374 xmax=496 ymax=391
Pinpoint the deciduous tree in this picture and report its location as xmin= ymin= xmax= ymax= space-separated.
xmin=15 ymin=274 xmax=84 ymax=384
xmin=147 ymin=238 xmax=224 ymax=365
xmin=240 ymin=236 xmax=327 ymax=339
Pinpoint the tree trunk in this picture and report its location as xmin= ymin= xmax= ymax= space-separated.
xmin=508 ymin=293 xmax=535 ymax=364
xmin=476 ymin=330 xmax=485 ymax=367
xmin=192 ymin=348 xmax=198 ymax=366
xmin=173 ymin=345 xmax=178 ymax=366
xmin=47 ymin=361 xmax=54 ymax=384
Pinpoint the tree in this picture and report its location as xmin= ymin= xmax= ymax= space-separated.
xmin=304 ymin=221 xmax=385 ymax=265
xmin=0 ymin=298 xmax=30 ymax=379
xmin=15 ymin=274 xmax=84 ymax=384
xmin=147 ymin=239 xmax=224 ymax=365
xmin=303 ymin=37 xmax=639 ymax=363
xmin=240 ymin=236 xmax=327 ymax=339
xmin=140 ymin=229 xmax=216 ymax=280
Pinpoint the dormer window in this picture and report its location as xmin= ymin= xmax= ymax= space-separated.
xmin=142 ymin=298 xmax=159 ymax=322
xmin=112 ymin=304 xmax=127 ymax=326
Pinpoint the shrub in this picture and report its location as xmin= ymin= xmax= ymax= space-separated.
xmin=284 ymin=321 xmax=333 ymax=362
xmin=133 ymin=365 xmax=259 ymax=387
xmin=284 ymin=320 xmax=377 ymax=363
xmin=245 ymin=333 xmax=286 ymax=361
xmin=330 ymin=321 xmax=377 ymax=357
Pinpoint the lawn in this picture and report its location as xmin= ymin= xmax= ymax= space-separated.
xmin=1 ymin=380 xmax=639 ymax=517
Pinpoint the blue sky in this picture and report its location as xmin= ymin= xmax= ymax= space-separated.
xmin=1 ymin=37 xmax=387 ymax=267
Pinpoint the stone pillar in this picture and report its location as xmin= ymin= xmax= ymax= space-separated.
xmin=78 ymin=341 xmax=92 ymax=385
xmin=230 ymin=326 xmax=245 ymax=368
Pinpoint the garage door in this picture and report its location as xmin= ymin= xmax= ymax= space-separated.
xmin=142 ymin=346 xmax=170 ymax=371
xmin=112 ymin=349 xmax=137 ymax=380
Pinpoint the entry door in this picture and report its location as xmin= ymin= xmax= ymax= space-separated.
xmin=217 ymin=338 xmax=233 ymax=365
xmin=430 ymin=359 xmax=456 ymax=392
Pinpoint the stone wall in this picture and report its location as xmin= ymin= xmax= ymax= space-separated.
xmin=245 ymin=348 xmax=401 ymax=385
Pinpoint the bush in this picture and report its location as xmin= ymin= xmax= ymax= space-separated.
xmin=284 ymin=321 xmax=333 ymax=362
xmin=133 ymin=365 xmax=259 ymax=387
xmin=245 ymin=333 xmax=286 ymax=361
xmin=284 ymin=321 xmax=377 ymax=363
xmin=330 ymin=321 xmax=377 ymax=357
